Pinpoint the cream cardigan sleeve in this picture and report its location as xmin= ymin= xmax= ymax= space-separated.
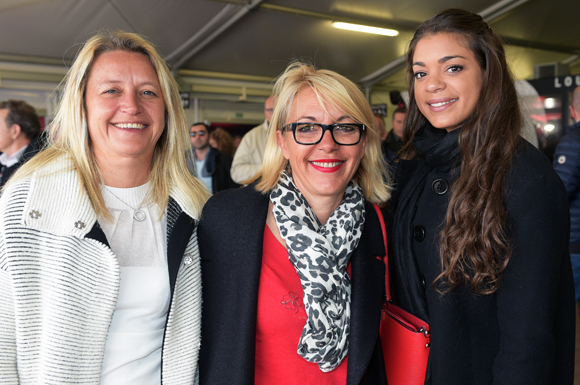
xmin=0 ymin=267 xmax=18 ymax=384
xmin=230 ymin=121 xmax=269 ymax=183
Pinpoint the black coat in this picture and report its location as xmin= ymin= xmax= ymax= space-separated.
xmin=197 ymin=185 xmax=388 ymax=385
xmin=0 ymin=136 xmax=41 ymax=188
xmin=383 ymin=130 xmax=403 ymax=166
xmin=390 ymin=139 xmax=575 ymax=384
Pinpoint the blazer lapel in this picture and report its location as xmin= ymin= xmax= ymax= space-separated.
xmin=223 ymin=189 xmax=269 ymax=383
xmin=166 ymin=197 xmax=196 ymax=297
xmin=346 ymin=203 xmax=386 ymax=385
xmin=85 ymin=221 xmax=110 ymax=247
xmin=198 ymin=186 xmax=270 ymax=384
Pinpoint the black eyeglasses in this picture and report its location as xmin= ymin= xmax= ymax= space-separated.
xmin=282 ymin=122 xmax=365 ymax=145
xmin=190 ymin=131 xmax=207 ymax=137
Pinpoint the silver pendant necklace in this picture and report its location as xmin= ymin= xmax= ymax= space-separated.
xmin=105 ymin=187 xmax=147 ymax=222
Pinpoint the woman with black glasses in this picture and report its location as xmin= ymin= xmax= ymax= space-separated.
xmin=197 ymin=61 xmax=391 ymax=385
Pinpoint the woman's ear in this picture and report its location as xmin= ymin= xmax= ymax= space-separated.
xmin=9 ymin=123 xmax=22 ymax=139
xmin=277 ymin=130 xmax=290 ymax=160
xmin=361 ymin=132 xmax=369 ymax=155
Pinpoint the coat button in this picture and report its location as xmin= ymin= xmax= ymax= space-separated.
xmin=413 ymin=225 xmax=426 ymax=242
xmin=29 ymin=210 xmax=41 ymax=219
xmin=421 ymin=275 xmax=426 ymax=291
xmin=432 ymin=179 xmax=449 ymax=195
xmin=183 ymin=255 xmax=193 ymax=266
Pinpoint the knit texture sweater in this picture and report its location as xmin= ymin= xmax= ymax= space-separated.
xmin=0 ymin=156 xmax=202 ymax=384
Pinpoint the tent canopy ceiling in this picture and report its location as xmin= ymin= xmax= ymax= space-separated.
xmin=0 ymin=0 xmax=578 ymax=108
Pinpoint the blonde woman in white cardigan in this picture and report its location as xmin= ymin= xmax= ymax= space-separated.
xmin=0 ymin=30 xmax=209 ymax=384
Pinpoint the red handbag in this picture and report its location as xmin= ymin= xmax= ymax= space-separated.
xmin=372 ymin=204 xmax=431 ymax=385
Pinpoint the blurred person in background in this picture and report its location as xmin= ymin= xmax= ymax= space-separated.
xmin=233 ymin=134 xmax=243 ymax=153
xmin=0 ymin=100 xmax=42 ymax=188
xmin=554 ymin=85 xmax=580 ymax=306
xmin=383 ymin=106 xmax=406 ymax=166
xmin=210 ymin=127 xmax=235 ymax=158
xmin=374 ymin=113 xmax=388 ymax=142
xmin=188 ymin=122 xmax=238 ymax=194
xmin=230 ymin=95 xmax=275 ymax=183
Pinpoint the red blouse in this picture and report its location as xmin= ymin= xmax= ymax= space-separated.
xmin=254 ymin=225 xmax=349 ymax=384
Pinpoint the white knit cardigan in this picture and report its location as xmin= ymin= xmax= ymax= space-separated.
xmin=0 ymin=157 xmax=202 ymax=384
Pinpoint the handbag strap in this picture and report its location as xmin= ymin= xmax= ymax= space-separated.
xmin=372 ymin=203 xmax=391 ymax=302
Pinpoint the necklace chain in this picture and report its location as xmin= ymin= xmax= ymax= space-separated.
xmin=105 ymin=187 xmax=148 ymax=222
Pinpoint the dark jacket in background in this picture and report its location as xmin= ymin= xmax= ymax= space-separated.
xmin=197 ymin=185 xmax=388 ymax=385
xmin=553 ymin=120 xmax=580 ymax=252
xmin=188 ymin=146 xmax=239 ymax=193
xmin=390 ymin=139 xmax=574 ymax=385
xmin=0 ymin=135 xmax=41 ymax=188
xmin=383 ymin=130 xmax=403 ymax=166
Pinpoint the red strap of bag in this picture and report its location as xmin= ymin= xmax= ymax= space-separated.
xmin=372 ymin=203 xmax=391 ymax=301
xmin=372 ymin=203 xmax=431 ymax=385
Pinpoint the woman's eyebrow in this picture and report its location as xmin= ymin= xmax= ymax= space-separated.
xmin=413 ymin=55 xmax=467 ymax=66
xmin=439 ymin=55 xmax=466 ymax=63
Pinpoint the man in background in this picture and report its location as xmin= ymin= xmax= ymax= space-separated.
xmin=553 ymin=85 xmax=580 ymax=304
xmin=188 ymin=122 xmax=237 ymax=194
xmin=374 ymin=113 xmax=388 ymax=142
xmin=230 ymin=95 xmax=274 ymax=183
xmin=383 ymin=106 xmax=406 ymax=166
xmin=0 ymin=100 xmax=41 ymax=188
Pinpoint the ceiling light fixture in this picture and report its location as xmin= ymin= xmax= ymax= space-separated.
xmin=333 ymin=22 xmax=398 ymax=36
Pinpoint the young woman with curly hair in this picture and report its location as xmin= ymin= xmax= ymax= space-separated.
xmin=390 ymin=8 xmax=575 ymax=384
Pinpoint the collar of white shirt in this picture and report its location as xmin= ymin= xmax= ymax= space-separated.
xmin=0 ymin=143 xmax=29 ymax=168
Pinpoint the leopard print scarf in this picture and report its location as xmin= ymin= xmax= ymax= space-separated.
xmin=270 ymin=170 xmax=365 ymax=372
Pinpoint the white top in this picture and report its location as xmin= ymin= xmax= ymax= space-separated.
xmin=0 ymin=143 xmax=28 ymax=167
xmin=195 ymin=156 xmax=213 ymax=194
xmin=99 ymin=182 xmax=169 ymax=385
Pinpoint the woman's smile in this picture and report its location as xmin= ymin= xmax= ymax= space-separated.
xmin=309 ymin=159 xmax=345 ymax=172
xmin=427 ymin=98 xmax=458 ymax=109
xmin=111 ymin=122 xmax=148 ymax=130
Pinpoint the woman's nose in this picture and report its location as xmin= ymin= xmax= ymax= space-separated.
xmin=426 ymin=74 xmax=444 ymax=93
xmin=317 ymin=128 xmax=339 ymax=151
xmin=121 ymin=93 xmax=141 ymax=114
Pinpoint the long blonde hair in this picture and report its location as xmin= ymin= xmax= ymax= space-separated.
xmin=253 ymin=61 xmax=391 ymax=204
xmin=10 ymin=30 xmax=209 ymax=219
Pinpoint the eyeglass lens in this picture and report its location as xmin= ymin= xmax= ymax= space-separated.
xmin=294 ymin=123 xmax=361 ymax=145
xmin=190 ymin=131 xmax=207 ymax=137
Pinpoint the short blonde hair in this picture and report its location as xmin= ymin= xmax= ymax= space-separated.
xmin=10 ymin=30 xmax=209 ymax=219
xmin=254 ymin=61 xmax=391 ymax=204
